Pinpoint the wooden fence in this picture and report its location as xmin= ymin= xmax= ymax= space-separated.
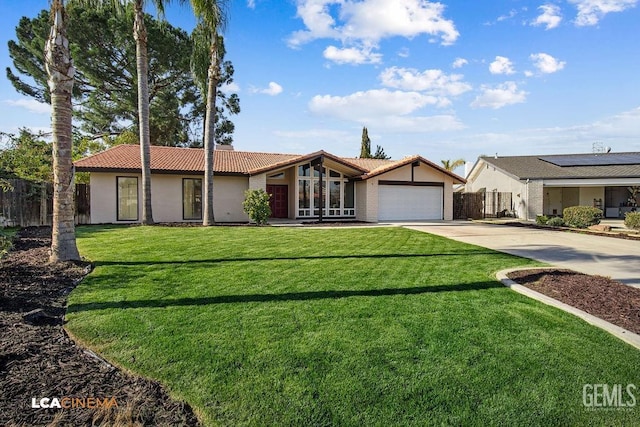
xmin=453 ymin=192 xmax=513 ymax=220
xmin=0 ymin=179 xmax=90 ymax=227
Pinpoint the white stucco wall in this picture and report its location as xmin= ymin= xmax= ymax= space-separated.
xmin=89 ymin=172 xmax=249 ymax=223
xmin=466 ymin=161 xmax=530 ymax=219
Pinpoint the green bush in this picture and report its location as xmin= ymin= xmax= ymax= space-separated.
xmin=562 ymin=206 xmax=603 ymax=228
xmin=535 ymin=215 xmax=549 ymax=225
xmin=624 ymin=211 xmax=640 ymax=230
xmin=243 ymin=189 xmax=272 ymax=225
xmin=546 ymin=217 xmax=565 ymax=227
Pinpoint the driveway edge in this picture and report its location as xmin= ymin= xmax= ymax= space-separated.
xmin=496 ymin=268 xmax=640 ymax=351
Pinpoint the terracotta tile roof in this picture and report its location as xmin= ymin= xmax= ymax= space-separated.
xmin=342 ymin=157 xmax=395 ymax=171
xmin=74 ymin=144 xmax=300 ymax=174
xmin=74 ymin=144 xmax=465 ymax=184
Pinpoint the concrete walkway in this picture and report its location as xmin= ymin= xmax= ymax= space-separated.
xmin=402 ymin=221 xmax=640 ymax=287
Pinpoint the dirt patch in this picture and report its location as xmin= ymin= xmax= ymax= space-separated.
xmin=0 ymin=227 xmax=200 ymax=426
xmin=507 ymin=268 xmax=640 ymax=335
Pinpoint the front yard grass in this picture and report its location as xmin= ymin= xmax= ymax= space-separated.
xmin=67 ymin=226 xmax=639 ymax=426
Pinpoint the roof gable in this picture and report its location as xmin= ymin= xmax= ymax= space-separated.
xmin=362 ymin=155 xmax=466 ymax=183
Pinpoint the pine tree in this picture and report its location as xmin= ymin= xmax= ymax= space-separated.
xmin=359 ymin=127 xmax=371 ymax=158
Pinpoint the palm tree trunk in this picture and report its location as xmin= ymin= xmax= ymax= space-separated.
xmin=203 ymin=37 xmax=218 ymax=225
xmin=46 ymin=0 xmax=80 ymax=262
xmin=134 ymin=0 xmax=153 ymax=224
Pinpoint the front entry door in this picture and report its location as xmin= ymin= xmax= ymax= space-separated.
xmin=266 ymin=184 xmax=288 ymax=218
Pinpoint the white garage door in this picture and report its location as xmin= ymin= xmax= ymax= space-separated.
xmin=378 ymin=185 xmax=443 ymax=221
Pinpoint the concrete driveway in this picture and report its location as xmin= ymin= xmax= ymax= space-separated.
xmin=402 ymin=221 xmax=640 ymax=287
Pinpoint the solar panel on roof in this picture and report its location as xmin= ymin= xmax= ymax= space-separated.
xmin=539 ymin=153 xmax=640 ymax=167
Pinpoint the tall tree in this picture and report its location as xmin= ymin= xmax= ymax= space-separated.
xmin=441 ymin=159 xmax=465 ymax=171
xmin=74 ymin=0 xmax=170 ymax=224
xmin=187 ymin=0 xmax=228 ymax=226
xmin=7 ymin=6 xmax=238 ymax=147
xmin=45 ymin=0 xmax=80 ymax=262
xmin=372 ymin=145 xmax=391 ymax=160
xmin=359 ymin=127 xmax=390 ymax=159
xmin=359 ymin=126 xmax=371 ymax=158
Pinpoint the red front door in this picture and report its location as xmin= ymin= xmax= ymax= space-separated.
xmin=266 ymin=185 xmax=288 ymax=218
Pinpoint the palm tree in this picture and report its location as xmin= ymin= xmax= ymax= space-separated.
xmin=133 ymin=0 xmax=155 ymax=224
xmin=441 ymin=158 xmax=465 ymax=172
xmin=45 ymin=0 xmax=80 ymax=262
xmin=83 ymin=0 xmax=166 ymax=224
xmin=187 ymin=0 xmax=228 ymax=226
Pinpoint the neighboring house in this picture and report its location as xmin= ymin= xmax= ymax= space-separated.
xmin=74 ymin=144 xmax=465 ymax=224
xmin=465 ymin=152 xmax=640 ymax=220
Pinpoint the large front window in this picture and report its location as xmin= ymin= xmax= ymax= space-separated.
xmin=297 ymin=164 xmax=355 ymax=217
xmin=117 ymin=177 xmax=138 ymax=221
xmin=183 ymin=178 xmax=202 ymax=220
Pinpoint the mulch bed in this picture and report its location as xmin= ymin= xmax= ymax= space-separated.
xmin=0 ymin=227 xmax=200 ymax=427
xmin=507 ymin=269 xmax=640 ymax=335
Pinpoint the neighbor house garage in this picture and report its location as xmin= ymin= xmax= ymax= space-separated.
xmin=74 ymin=144 xmax=465 ymax=223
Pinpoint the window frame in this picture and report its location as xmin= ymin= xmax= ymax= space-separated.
xmin=182 ymin=178 xmax=203 ymax=221
xmin=116 ymin=176 xmax=139 ymax=222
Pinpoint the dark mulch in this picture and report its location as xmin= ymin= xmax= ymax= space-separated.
xmin=507 ymin=268 xmax=640 ymax=335
xmin=0 ymin=227 xmax=200 ymax=427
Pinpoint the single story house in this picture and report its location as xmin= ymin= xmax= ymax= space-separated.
xmin=465 ymin=152 xmax=640 ymax=219
xmin=74 ymin=144 xmax=465 ymax=224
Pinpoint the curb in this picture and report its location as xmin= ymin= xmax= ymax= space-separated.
xmin=496 ymin=268 xmax=640 ymax=351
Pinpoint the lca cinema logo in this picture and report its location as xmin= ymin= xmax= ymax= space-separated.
xmin=583 ymin=384 xmax=636 ymax=410
xmin=31 ymin=396 xmax=118 ymax=409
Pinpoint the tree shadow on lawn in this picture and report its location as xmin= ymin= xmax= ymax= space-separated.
xmin=92 ymin=251 xmax=500 ymax=267
xmin=67 ymin=280 xmax=504 ymax=313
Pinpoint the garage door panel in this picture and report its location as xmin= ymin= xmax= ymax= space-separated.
xmin=378 ymin=185 xmax=442 ymax=220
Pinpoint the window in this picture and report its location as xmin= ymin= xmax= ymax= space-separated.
xmin=183 ymin=178 xmax=202 ymax=220
xmin=296 ymin=163 xmax=356 ymax=217
xmin=268 ymin=172 xmax=285 ymax=179
xmin=117 ymin=177 xmax=138 ymax=221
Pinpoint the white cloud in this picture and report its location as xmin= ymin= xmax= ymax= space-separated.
xmin=3 ymin=99 xmax=50 ymax=114
xmin=307 ymin=88 xmax=465 ymax=132
xmin=323 ymin=45 xmax=382 ymax=64
xmin=455 ymin=106 xmax=640 ymax=156
xmin=530 ymin=53 xmax=566 ymax=74
xmin=497 ymin=9 xmax=518 ymax=22
xmin=489 ymin=56 xmax=516 ymax=75
xmin=532 ymin=4 xmax=563 ymax=29
xmin=379 ymin=66 xmax=472 ymax=97
xmin=288 ymin=0 xmax=459 ymax=63
xmin=569 ymin=0 xmax=638 ymax=26
xmin=452 ymin=58 xmax=468 ymax=68
xmin=397 ymin=47 xmax=410 ymax=58
xmin=309 ymin=89 xmax=439 ymax=121
xmin=220 ymin=81 xmax=240 ymax=94
xmin=251 ymin=82 xmax=283 ymax=96
xmin=471 ymin=81 xmax=527 ymax=109
xmin=247 ymin=0 xmax=256 ymax=8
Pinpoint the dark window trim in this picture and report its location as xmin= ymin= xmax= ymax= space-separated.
xmin=378 ymin=180 xmax=444 ymax=187
xmin=182 ymin=178 xmax=203 ymax=221
xmin=116 ymin=176 xmax=139 ymax=221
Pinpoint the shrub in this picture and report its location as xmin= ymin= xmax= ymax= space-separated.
xmin=536 ymin=215 xmax=549 ymax=225
xmin=546 ymin=217 xmax=565 ymax=227
xmin=562 ymin=206 xmax=603 ymax=228
xmin=624 ymin=211 xmax=640 ymax=230
xmin=243 ymin=189 xmax=272 ymax=225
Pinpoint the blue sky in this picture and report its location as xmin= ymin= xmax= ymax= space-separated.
xmin=1 ymin=0 xmax=639 ymax=173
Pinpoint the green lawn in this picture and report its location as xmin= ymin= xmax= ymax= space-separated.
xmin=67 ymin=226 xmax=639 ymax=426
